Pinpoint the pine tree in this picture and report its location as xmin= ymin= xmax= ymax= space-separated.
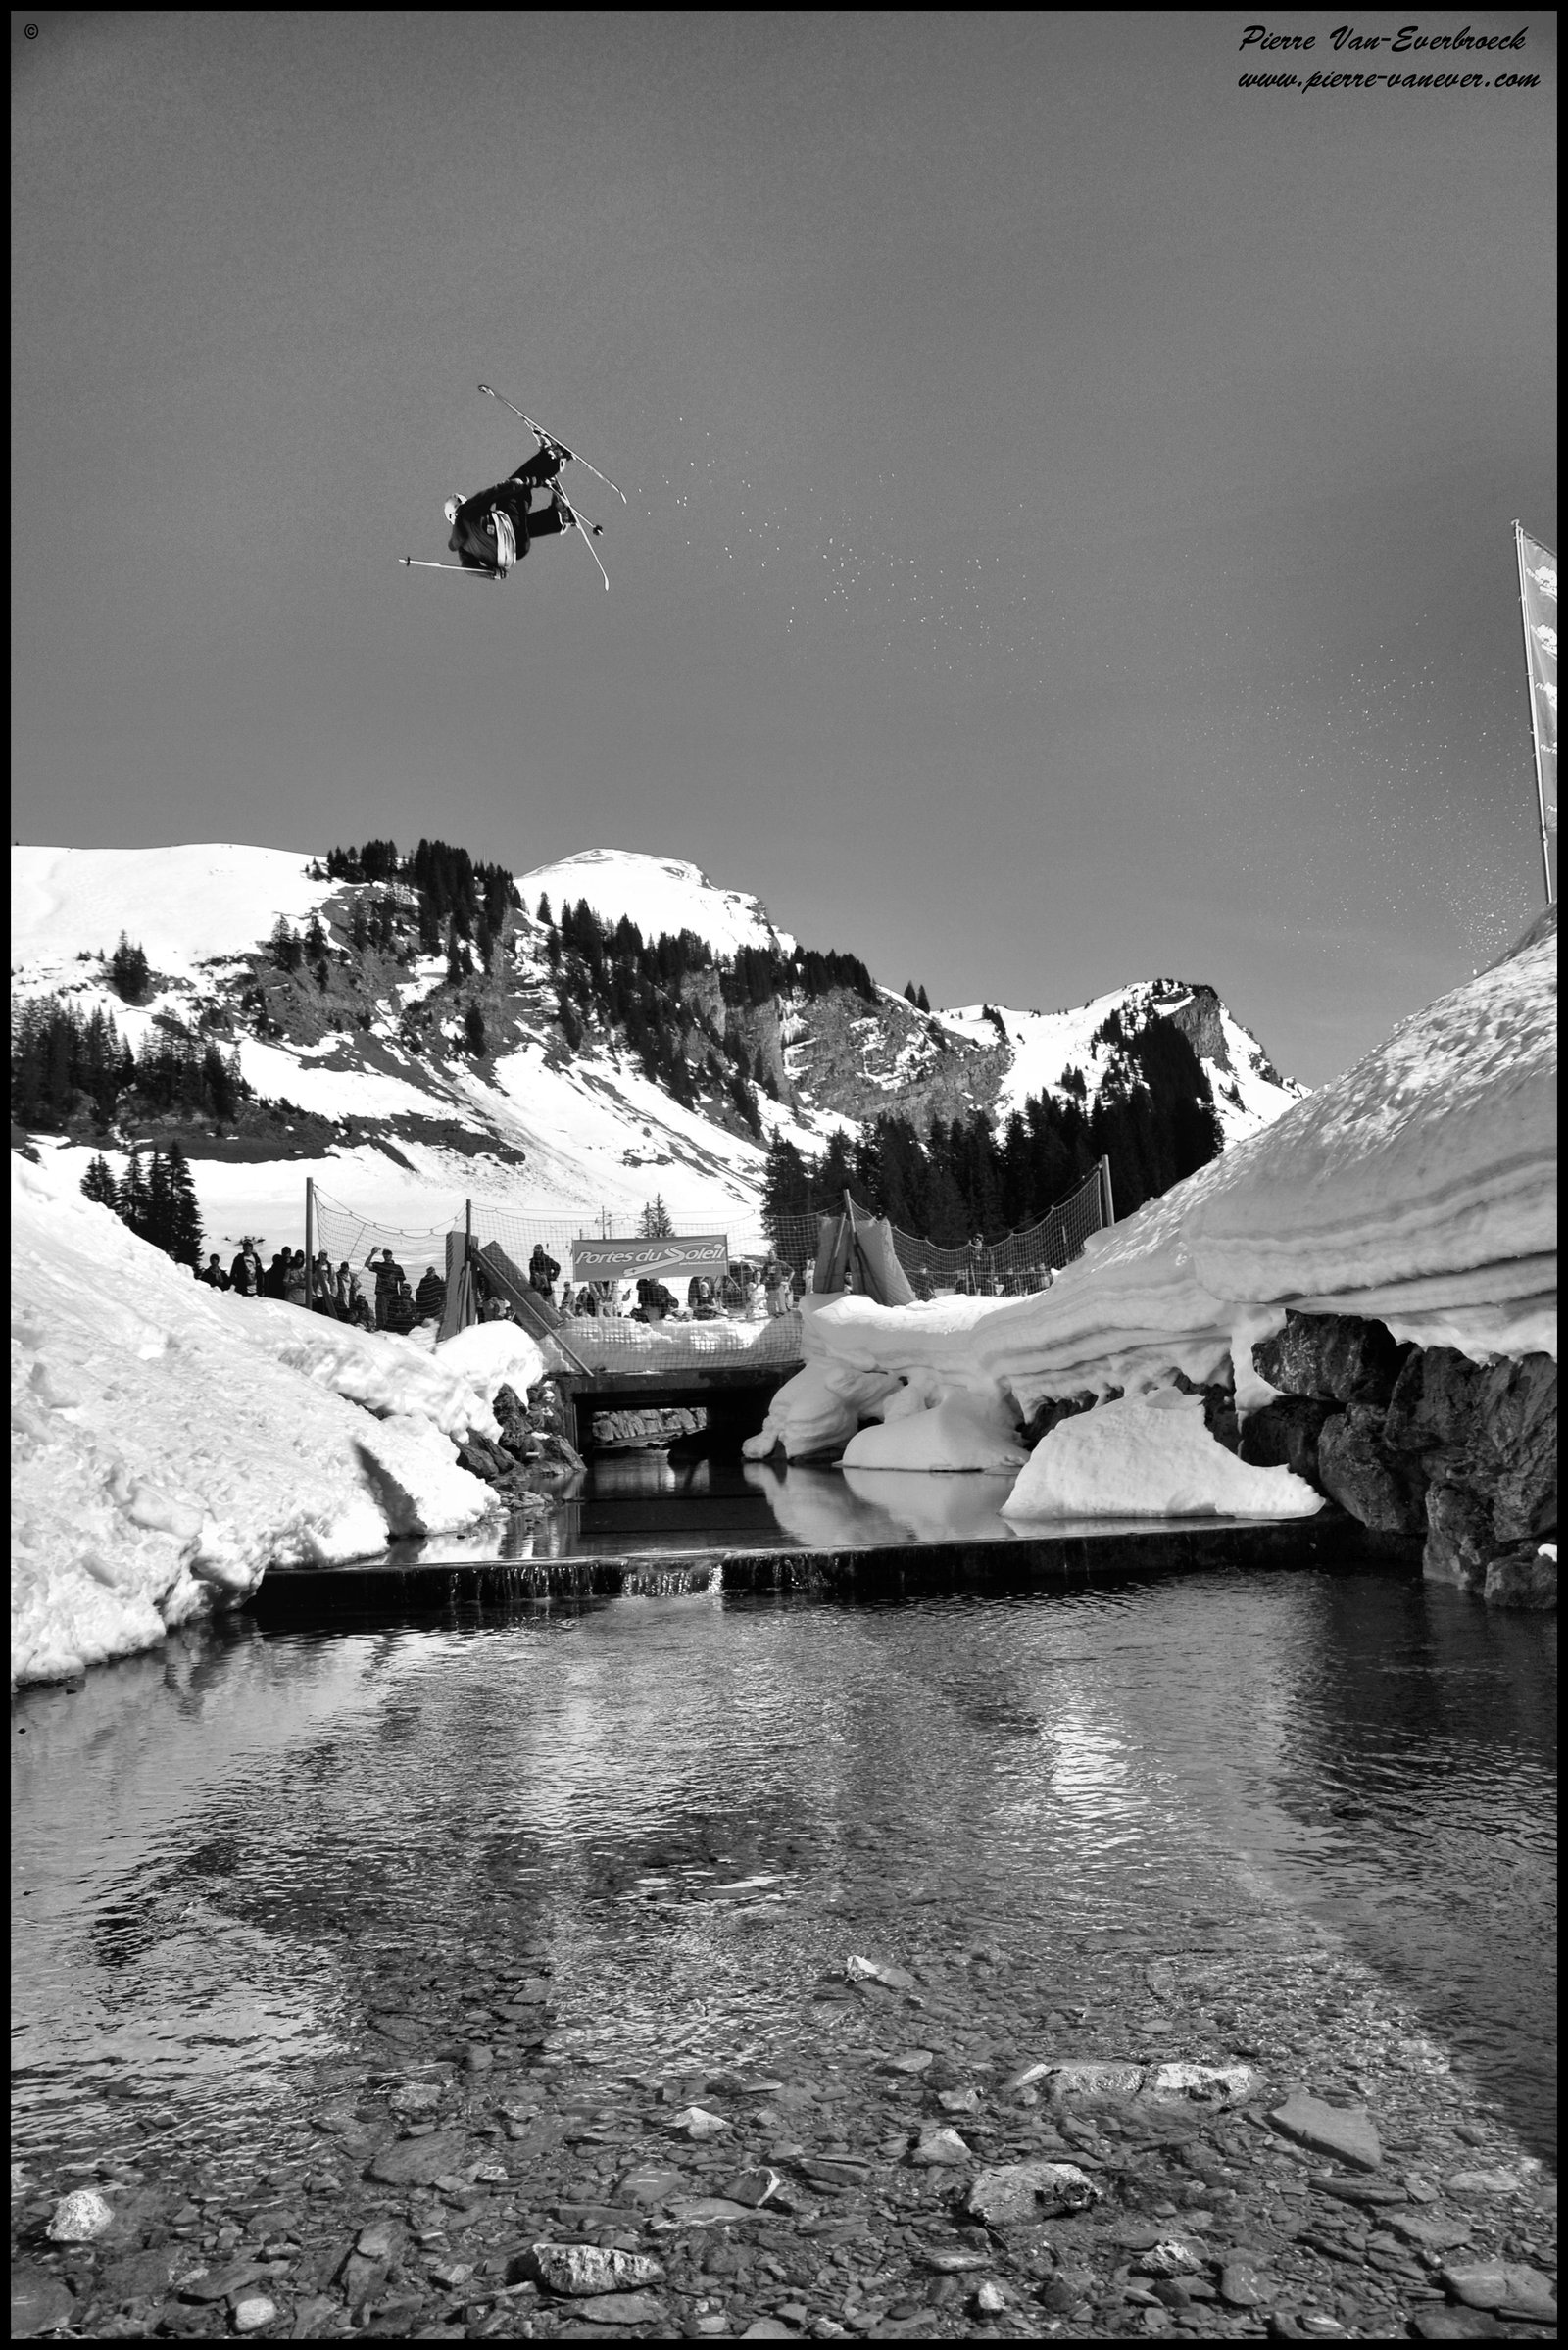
xmin=537 ymin=892 xmax=553 ymax=924
xmin=165 ymin=1141 xmax=204 ymax=1268
xmin=119 ymin=1148 xmax=152 ymax=1243
xmin=464 ymin=1003 xmax=487 ymax=1056
xmin=904 ymin=981 xmax=917 ymax=1004
xmin=80 ymin=1153 xmax=119 ymax=1208
xmin=916 ymin=985 xmax=931 ymax=1013
xmin=638 ymin=1195 xmax=675 ymax=1238
xmin=110 ymin=933 xmax=150 ymax=1002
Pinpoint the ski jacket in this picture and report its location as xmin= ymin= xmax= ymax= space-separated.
xmin=450 ymin=481 xmax=530 ymax=572
xmin=229 ymin=1249 xmax=262 ymax=1296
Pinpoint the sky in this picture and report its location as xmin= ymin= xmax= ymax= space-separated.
xmin=11 ymin=10 xmax=1557 ymax=1087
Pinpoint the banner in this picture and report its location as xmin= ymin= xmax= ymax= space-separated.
xmin=570 ymin=1234 xmax=729 ymax=1285
xmin=1516 ymin=525 xmax=1558 ymax=903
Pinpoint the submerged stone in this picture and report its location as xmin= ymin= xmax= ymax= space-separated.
xmin=1268 ymin=2091 xmax=1382 ymax=2171
xmin=965 ymin=2160 xmax=1099 ymax=2227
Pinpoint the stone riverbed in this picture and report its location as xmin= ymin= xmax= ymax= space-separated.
xmin=11 ymin=1565 xmax=1557 ymax=2340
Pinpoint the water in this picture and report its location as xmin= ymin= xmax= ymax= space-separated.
xmin=402 ymin=1452 xmax=1231 ymax=1561
xmin=10 ymin=1566 xmax=1556 ymax=2195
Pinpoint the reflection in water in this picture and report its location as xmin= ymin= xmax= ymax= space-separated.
xmin=841 ymin=1466 xmax=1019 ymax=1542
xmin=11 ymin=1571 xmax=1555 ymax=2186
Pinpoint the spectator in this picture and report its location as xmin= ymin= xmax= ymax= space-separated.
xmin=336 ymin=1259 xmax=364 ymax=1319
xmin=635 ymin=1275 xmax=676 ymax=1322
xmin=415 ymin=1264 xmax=447 ymax=1325
xmin=717 ymin=1268 xmax=744 ymax=1312
xmin=384 ymin=1273 xmax=416 ymax=1336
xmin=196 ymin=1253 xmax=230 ymax=1291
xmin=687 ymin=1273 xmax=720 ymax=1319
xmin=528 ymin=1243 xmax=561 ymax=1301
xmin=229 ymin=1238 xmax=263 ymax=1297
xmin=310 ymin=1250 xmax=340 ymax=1317
xmin=573 ymin=1284 xmax=599 ymax=1318
xmin=349 ymin=1286 xmax=376 ymax=1332
xmin=282 ymin=1250 xmax=309 ymax=1308
xmin=263 ymin=1248 xmax=289 ymax=1299
xmin=762 ymin=1257 xmax=793 ymax=1317
xmin=369 ymin=1248 xmax=404 ymax=1329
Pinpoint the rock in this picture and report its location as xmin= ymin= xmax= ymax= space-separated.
xmin=1252 ymin=1312 xmax=1409 ymax=1407
xmin=464 ymin=2043 xmax=494 ymax=2072
xmin=100 ymin=2245 xmax=181 ymax=2300
xmin=178 ymin=2259 xmax=270 ymax=2303
xmin=722 ymin=2167 xmax=784 ymax=2208
xmin=1218 ymin=2263 xmax=1265 ymax=2308
xmin=1144 ymin=1962 xmax=1177 ymax=2002
xmin=1390 ymin=2212 xmax=1473 ymax=2254
xmin=846 ymin=1954 xmax=915 ymax=1990
xmin=921 ymin=2249 xmax=991 ymax=2274
xmin=12 ymin=2265 xmax=75 ymax=2338
xmin=881 ymin=2050 xmax=935 ymax=2075
xmin=972 ymin=2278 xmax=1006 ymax=2313
xmin=388 ymin=2081 xmax=444 ymax=2117
xmin=1424 ymin=1472 xmax=1495 ymax=1589
xmin=617 ymin=2167 xmax=686 ymax=2207
xmin=1143 ymin=2062 xmax=1260 ymax=2103
xmin=937 ymin=2087 xmax=981 ymax=2113
xmin=355 ymin=2224 xmax=398 ymax=2260
xmin=1441 ymin=2261 xmax=1557 ymax=2318
xmin=1317 ymin=1407 xmax=1425 ymax=1534
xmin=1383 ymin=1348 xmax=1482 ymax=1453
xmin=1445 ymin=2170 xmax=1523 ymax=2198
xmin=1001 ymin=2061 xmax=1053 ymax=2093
xmin=965 ymin=2161 xmax=1100 ymax=2227
xmin=1471 ymin=1353 xmax=1556 ymax=1540
xmin=574 ymin=2289 xmax=666 ymax=2325
xmin=671 ymin=2105 xmax=730 ymax=2138
xmin=521 ymin=2243 xmax=665 ymax=2297
xmin=1483 ymin=1544 xmax=1557 ymax=1610
xmin=1268 ymin=2091 xmax=1382 ymax=2171
xmin=911 ymin=2129 xmax=971 ymax=2167
xmin=232 ymin=2297 xmax=277 ymax=2333
xmin=1135 ymin=2240 xmax=1206 ymax=2278
xmin=1238 ymin=1395 xmax=1338 ymax=1485
xmin=1046 ymin=2060 xmax=1145 ymax=2099
xmin=738 ymin=2324 xmax=797 ymax=2342
xmin=659 ymin=2197 xmax=758 ymax=2228
xmin=46 ymin=2187 xmax=115 ymax=2241
xmin=1311 ymin=2176 xmax=1406 ymax=2206
xmin=364 ymin=2129 xmax=468 ymax=2185
xmin=1407 ymin=2312 xmax=1506 ymax=2339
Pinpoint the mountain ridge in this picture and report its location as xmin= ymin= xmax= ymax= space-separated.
xmin=10 ymin=842 xmax=1303 ymax=1254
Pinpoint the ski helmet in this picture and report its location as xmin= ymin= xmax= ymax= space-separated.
xmin=443 ymin=495 xmax=462 ymax=524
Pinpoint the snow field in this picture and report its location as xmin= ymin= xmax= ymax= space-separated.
xmin=515 ymin=848 xmax=797 ymax=959
xmin=10 ymin=1153 xmax=514 ymax=1690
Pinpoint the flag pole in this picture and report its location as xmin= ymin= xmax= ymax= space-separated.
xmin=1512 ymin=520 xmax=1555 ymax=906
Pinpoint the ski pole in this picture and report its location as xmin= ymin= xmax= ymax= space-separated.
xmin=399 ymin=559 xmax=503 ymax=580
xmin=477 ymin=384 xmax=628 ymax=502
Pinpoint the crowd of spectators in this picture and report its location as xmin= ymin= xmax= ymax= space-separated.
xmin=548 ymin=1254 xmax=803 ymax=1324
xmin=196 ymin=1238 xmax=448 ymax=1333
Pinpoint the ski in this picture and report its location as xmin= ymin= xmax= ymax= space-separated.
xmin=562 ymin=502 xmax=611 ymax=591
xmin=478 ymin=383 xmax=628 ymax=502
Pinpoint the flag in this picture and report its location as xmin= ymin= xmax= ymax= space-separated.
xmin=1516 ymin=525 xmax=1557 ymax=902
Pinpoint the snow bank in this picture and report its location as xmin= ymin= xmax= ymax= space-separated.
xmin=841 ymin=1374 xmax=1027 ymax=1473
xmin=11 ymin=843 xmax=333 ymax=981
xmin=259 ymin=1314 xmax=542 ymax=1441
xmin=11 ymin=1153 xmax=501 ymax=1690
xmin=1001 ymin=1392 xmax=1323 ymax=1521
xmin=801 ymin=917 xmax=1557 ymax=1419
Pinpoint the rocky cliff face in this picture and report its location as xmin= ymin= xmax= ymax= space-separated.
xmin=1240 ymin=1311 xmax=1557 ymax=1610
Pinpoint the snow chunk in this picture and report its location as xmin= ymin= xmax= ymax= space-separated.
xmin=1002 ymin=1392 xmax=1324 ymax=1521
xmin=742 ymin=1357 xmax=901 ymax=1462
xmin=433 ymin=1319 xmax=546 ymax=1401
xmin=842 ymin=1380 xmax=1027 ymax=1473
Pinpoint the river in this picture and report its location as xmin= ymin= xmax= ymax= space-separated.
xmin=11 ymin=1557 xmax=1555 ymax=2212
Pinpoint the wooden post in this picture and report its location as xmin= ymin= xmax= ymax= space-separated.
xmin=305 ymin=1176 xmax=317 ymax=1271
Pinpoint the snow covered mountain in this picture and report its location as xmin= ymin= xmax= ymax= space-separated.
xmin=10 ymin=842 xmax=1302 ymax=1257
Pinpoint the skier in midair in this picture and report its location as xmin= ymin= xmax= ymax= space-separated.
xmin=443 ymin=438 xmax=598 ymax=578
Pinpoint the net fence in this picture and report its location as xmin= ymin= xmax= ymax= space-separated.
xmin=310 ymin=1158 xmax=1107 ymax=1368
